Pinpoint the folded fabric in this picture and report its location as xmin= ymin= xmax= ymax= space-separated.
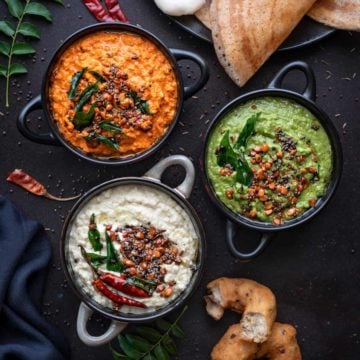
xmin=0 ymin=196 xmax=69 ymax=360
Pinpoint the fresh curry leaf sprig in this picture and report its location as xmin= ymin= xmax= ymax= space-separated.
xmin=0 ymin=0 xmax=63 ymax=107
xmin=217 ymin=113 xmax=260 ymax=186
xmin=110 ymin=306 xmax=187 ymax=360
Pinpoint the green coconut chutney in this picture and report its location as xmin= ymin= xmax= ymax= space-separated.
xmin=206 ymin=97 xmax=333 ymax=224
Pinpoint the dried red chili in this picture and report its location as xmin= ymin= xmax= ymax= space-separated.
xmin=93 ymin=278 xmax=146 ymax=308
xmin=6 ymin=169 xmax=80 ymax=202
xmin=100 ymin=272 xmax=151 ymax=298
xmin=80 ymin=245 xmax=151 ymax=298
xmin=82 ymin=0 xmax=115 ymax=22
xmin=104 ymin=0 xmax=128 ymax=22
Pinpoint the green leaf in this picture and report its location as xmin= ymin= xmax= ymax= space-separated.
xmin=109 ymin=344 xmax=132 ymax=360
xmin=136 ymin=327 xmax=162 ymax=343
xmin=125 ymin=335 xmax=152 ymax=353
xmin=73 ymin=102 xmax=97 ymax=130
xmin=234 ymin=112 xmax=260 ymax=149
xmin=153 ymin=345 xmax=169 ymax=360
xmin=155 ymin=319 xmax=171 ymax=332
xmin=87 ymin=213 xmax=102 ymax=251
xmin=125 ymin=277 xmax=153 ymax=294
xmin=139 ymin=101 xmax=152 ymax=115
xmin=143 ymin=355 xmax=156 ymax=360
xmin=99 ymin=121 xmax=123 ymax=133
xmin=5 ymin=0 xmax=24 ymax=19
xmin=162 ymin=335 xmax=177 ymax=355
xmin=96 ymin=135 xmax=119 ymax=151
xmin=0 ymin=42 xmax=10 ymax=57
xmin=9 ymin=63 xmax=27 ymax=76
xmin=52 ymin=0 xmax=64 ymax=4
xmin=216 ymin=130 xmax=254 ymax=186
xmin=105 ymin=230 xmax=123 ymax=272
xmin=236 ymin=153 xmax=253 ymax=186
xmin=0 ymin=65 xmax=6 ymax=77
xmin=89 ymin=70 xmax=107 ymax=83
xmin=19 ymin=22 xmax=40 ymax=39
xmin=25 ymin=3 xmax=53 ymax=22
xmin=0 ymin=21 xmax=15 ymax=37
xmin=216 ymin=130 xmax=238 ymax=168
xmin=118 ymin=335 xmax=143 ymax=360
xmin=68 ymin=67 xmax=87 ymax=100
xmin=75 ymin=82 xmax=99 ymax=112
xmin=171 ymin=325 xmax=185 ymax=339
xmin=13 ymin=43 xmax=36 ymax=55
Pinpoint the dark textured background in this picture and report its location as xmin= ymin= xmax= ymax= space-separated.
xmin=0 ymin=1 xmax=359 ymax=359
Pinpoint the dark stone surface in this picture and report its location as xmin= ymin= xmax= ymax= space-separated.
xmin=0 ymin=1 xmax=359 ymax=359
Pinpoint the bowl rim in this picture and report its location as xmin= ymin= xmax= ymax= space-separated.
xmin=202 ymin=88 xmax=343 ymax=232
xmin=60 ymin=176 xmax=206 ymax=322
xmin=41 ymin=22 xmax=185 ymax=165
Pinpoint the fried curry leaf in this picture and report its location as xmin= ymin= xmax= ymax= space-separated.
xmin=129 ymin=89 xmax=141 ymax=105
xmin=236 ymin=153 xmax=254 ymax=187
xmin=75 ymin=82 xmax=99 ymax=112
xmin=73 ymin=102 xmax=97 ymax=130
xmin=68 ymin=67 xmax=87 ymax=100
xmin=126 ymin=277 xmax=156 ymax=294
xmin=109 ymin=307 xmax=187 ymax=360
xmin=84 ymin=252 xmax=107 ymax=267
xmin=89 ymin=70 xmax=107 ymax=83
xmin=99 ymin=121 xmax=123 ymax=133
xmin=234 ymin=112 xmax=260 ymax=149
xmin=88 ymin=213 xmax=102 ymax=251
xmin=216 ymin=130 xmax=238 ymax=169
xmin=96 ymin=135 xmax=119 ymax=150
xmin=217 ymin=130 xmax=254 ymax=186
xmin=105 ymin=231 xmax=123 ymax=273
xmin=139 ymin=101 xmax=152 ymax=115
xmin=129 ymin=89 xmax=152 ymax=115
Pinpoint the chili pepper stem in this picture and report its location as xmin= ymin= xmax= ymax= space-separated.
xmin=79 ymin=245 xmax=101 ymax=277
xmin=45 ymin=192 xmax=81 ymax=202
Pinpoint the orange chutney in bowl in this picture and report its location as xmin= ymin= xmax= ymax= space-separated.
xmin=48 ymin=31 xmax=179 ymax=158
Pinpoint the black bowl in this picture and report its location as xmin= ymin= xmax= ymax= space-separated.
xmin=59 ymin=156 xmax=205 ymax=345
xmin=202 ymin=61 xmax=342 ymax=260
xmin=17 ymin=23 xmax=209 ymax=165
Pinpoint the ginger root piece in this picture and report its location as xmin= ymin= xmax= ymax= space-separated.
xmin=211 ymin=322 xmax=302 ymax=360
xmin=211 ymin=324 xmax=258 ymax=360
xmin=205 ymin=278 xmax=276 ymax=343
xmin=256 ymin=322 xmax=302 ymax=360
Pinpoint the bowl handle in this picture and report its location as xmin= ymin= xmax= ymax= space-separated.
xmin=267 ymin=61 xmax=316 ymax=102
xmin=226 ymin=220 xmax=273 ymax=260
xmin=144 ymin=155 xmax=195 ymax=199
xmin=17 ymin=95 xmax=60 ymax=145
xmin=170 ymin=48 xmax=209 ymax=99
xmin=77 ymin=302 xmax=127 ymax=346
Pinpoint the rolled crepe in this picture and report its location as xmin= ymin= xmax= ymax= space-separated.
xmin=210 ymin=0 xmax=317 ymax=87
xmin=195 ymin=0 xmax=212 ymax=29
xmin=308 ymin=0 xmax=360 ymax=31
